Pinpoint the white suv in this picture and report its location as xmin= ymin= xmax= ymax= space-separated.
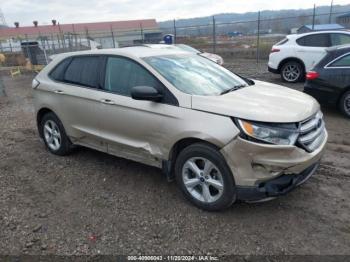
xmin=268 ymin=31 xmax=350 ymax=83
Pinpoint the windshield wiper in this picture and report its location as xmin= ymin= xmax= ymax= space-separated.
xmin=220 ymin=85 xmax=247 ymax=95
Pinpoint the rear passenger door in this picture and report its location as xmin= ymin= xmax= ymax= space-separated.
xmin=325 ymin=53 xmax=350 ymax=91
xmin=296 ymin=33 xmax=330 ymax=71
xmin=50 ymin=55 xmax=107 ymax=152
xmin=98 ymin=56 xmax=179 ymax=167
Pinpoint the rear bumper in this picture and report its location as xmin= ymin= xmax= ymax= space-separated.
xmin=236 ymin=162 xmax=319 ymax=202
xmin=268 ymin=66 xmax=279 ymax=74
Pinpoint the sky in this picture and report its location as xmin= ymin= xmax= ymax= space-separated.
xmin=1 ymin=0 xmax=349 ymax=26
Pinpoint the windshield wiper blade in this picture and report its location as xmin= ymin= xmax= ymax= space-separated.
xmin=220 ymin=85 xmax=246 ymax=95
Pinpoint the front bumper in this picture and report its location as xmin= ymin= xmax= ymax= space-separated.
xmin=220 ymin=131 xmax=327 ymax=187
xmin=236 ymin=162 xmax=319 ymax=201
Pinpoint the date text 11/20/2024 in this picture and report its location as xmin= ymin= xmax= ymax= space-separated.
xmin=127 ymin=255 xmax=219 ymax=261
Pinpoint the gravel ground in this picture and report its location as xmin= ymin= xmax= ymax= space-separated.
xmin=0 ymin=59 xmax=349 ymax=256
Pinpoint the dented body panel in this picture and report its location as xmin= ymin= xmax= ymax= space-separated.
xmin=221 ymin=132 xmax=327 ymax=186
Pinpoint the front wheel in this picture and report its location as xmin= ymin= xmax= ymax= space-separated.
xmin=339 ymin=90 xmax=350 ymax=118
xmin=175 ymin=143 xmax=236 ymax=211
xmin=281 ymin=61 xmax=304 ymax=83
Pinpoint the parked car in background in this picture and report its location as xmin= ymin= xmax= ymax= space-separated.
xmin=268 ymin=31 xmax=350 ymax=83
xmin=33 ymin=47 xmax=327 ymax=211
xmin=304 ymin=45 xmax=350 ymax=118
xmin=143 ymin=44 xmax=224 ymax=65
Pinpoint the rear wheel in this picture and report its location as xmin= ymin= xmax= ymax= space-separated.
xmin=40 ymin=112 xmax=72 ymax=155
xmin=281 ymin=61 xmax=304 ymax=83
xmin=339 ymin=90 xmax=350 ymax=118
xmin=175 ymin=143 xmax=236 ymax=211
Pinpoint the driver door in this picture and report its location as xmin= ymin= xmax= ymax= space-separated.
xmin=98 ymin=56 xmax=179 ymax=167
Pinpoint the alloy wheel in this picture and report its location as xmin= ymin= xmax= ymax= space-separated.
xmin=282 ymin=63 xmax=301 ymax=82
xmin=43 ymin=120 xmax=61 ymax=151
xmin=182 ymin=157 xmax=224 ymax=203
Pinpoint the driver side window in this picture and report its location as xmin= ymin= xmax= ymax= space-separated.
xmin=104 ymin=56 xmax=160 ymax=96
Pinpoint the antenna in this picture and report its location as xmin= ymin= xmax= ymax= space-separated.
xmin=0 ymin=8 xmax=7 ymax=26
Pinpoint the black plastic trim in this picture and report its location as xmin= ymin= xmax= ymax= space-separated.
xmin=236 ymin=162 xmax=319 ymax=201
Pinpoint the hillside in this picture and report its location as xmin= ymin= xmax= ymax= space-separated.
xmin=159 ymin=4 xmax=350 ymax=31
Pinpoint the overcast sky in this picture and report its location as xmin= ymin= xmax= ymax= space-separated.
xmin=1 ymin=0 xmax=349 ymax=26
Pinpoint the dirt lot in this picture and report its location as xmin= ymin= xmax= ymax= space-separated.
xmin=0 ymin=59 xmax=350 ymax=257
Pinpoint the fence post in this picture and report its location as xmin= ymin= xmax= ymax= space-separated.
xmin=329 ymin=0 xmax=334 ymax=23
xmin=85 ymin=28 xmax=91 ymax=48
xmin=42 ymin=45 xmax=48 ymax=65
xmin=9 ymin=39 xmax=13 ymax=52
xmin=212 ymin=16 xmax=216 ymax=53
xmin=256 ymin=11 xmax=261 ymax=64
xmin=173 ymin=19 xmax=177 ymax=44
xmin=312 ymin=4 xmax=316 ymax=30
xmin=140 ymin=23 xmax=144 ymax=44
xmin=110 ymin=25 xmax=116 ymax=48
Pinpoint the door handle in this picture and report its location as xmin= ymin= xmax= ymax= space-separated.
xmin=100 ymin=99 xmax=115 ymax=105
xmin=54 ymin=90 xmax=64 ymax=94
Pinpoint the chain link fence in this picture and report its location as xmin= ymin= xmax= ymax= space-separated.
xmin=0 ymin=10 xmax=349 ymax=67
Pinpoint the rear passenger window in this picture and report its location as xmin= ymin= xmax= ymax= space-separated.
xmin=296 ymin=34 xmax=330 ymax=47
xmin=330 ymin=34 xmax=350 ymax=46
xmin=329 ymin=54 xmax=350 ymax=67
xmin=49 ymin=58 xmax=71 ymax=81
xmin=104 ymin=57 xmax=160 ymax=96
xmin=63 ymin=56 xmax=100 ymax=88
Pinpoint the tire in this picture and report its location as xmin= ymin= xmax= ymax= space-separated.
xmin=339 ymin=90 xmax=350 ymax=118
xmin=280 ymin=61 xmax=304 ymax=83
xmin=174 ymin=143 xmax=236 ymax=211
xmin=40 ymin=112 xmax=72 ymax=156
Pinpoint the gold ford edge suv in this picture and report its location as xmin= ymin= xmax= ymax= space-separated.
xmin=32 ymin=47 xmax=327 ymax=211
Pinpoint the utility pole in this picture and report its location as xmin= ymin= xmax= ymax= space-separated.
xmin=312 ymin=4 xmax=316 ymax=30
xmin=329 ymin=0 xmax=334 ymax=23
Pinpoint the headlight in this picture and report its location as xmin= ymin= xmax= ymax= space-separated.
xmin=237 ymin=119 xmax=298 ymax=145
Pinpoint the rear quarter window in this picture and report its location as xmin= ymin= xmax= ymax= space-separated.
xmin=49 ymin=58 xmax=71 ymax=81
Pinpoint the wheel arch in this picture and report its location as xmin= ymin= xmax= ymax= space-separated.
xmin=163 ymin=137 xmax=221 ymax=181
xmin=36 ymin=107 xmax=55 ymax=138
xmin=278 ymin=57 xmax=306 ymax=73
xmin=337 ymin=86 xmax=350 ymax=106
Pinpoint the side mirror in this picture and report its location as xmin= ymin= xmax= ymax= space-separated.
xmin=131 ymin=86 xmax=163 ymax=102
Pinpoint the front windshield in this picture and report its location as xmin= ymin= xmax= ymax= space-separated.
xmin=143 ymin=55 xmax=248 ymax=96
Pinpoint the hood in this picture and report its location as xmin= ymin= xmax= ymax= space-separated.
xmin=191 ymin=80 xmax=320 ymax=123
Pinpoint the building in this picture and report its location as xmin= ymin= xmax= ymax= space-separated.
xmin=0 ymin=19 xmax=162 ymax=52
xmin=337 ymin=12 xmax=350 ymax=28
xmin=297 ymin=24 xmax=345 ymax=34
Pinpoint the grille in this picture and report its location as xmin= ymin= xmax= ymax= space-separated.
xmin=298 ymin=111 xmax=326 ymax=152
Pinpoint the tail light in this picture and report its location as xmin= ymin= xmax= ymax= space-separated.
xmin=270 ymin=48 xmax=280 ymax=53
xmin=306 ymin=71 xmax=320 ymax=80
